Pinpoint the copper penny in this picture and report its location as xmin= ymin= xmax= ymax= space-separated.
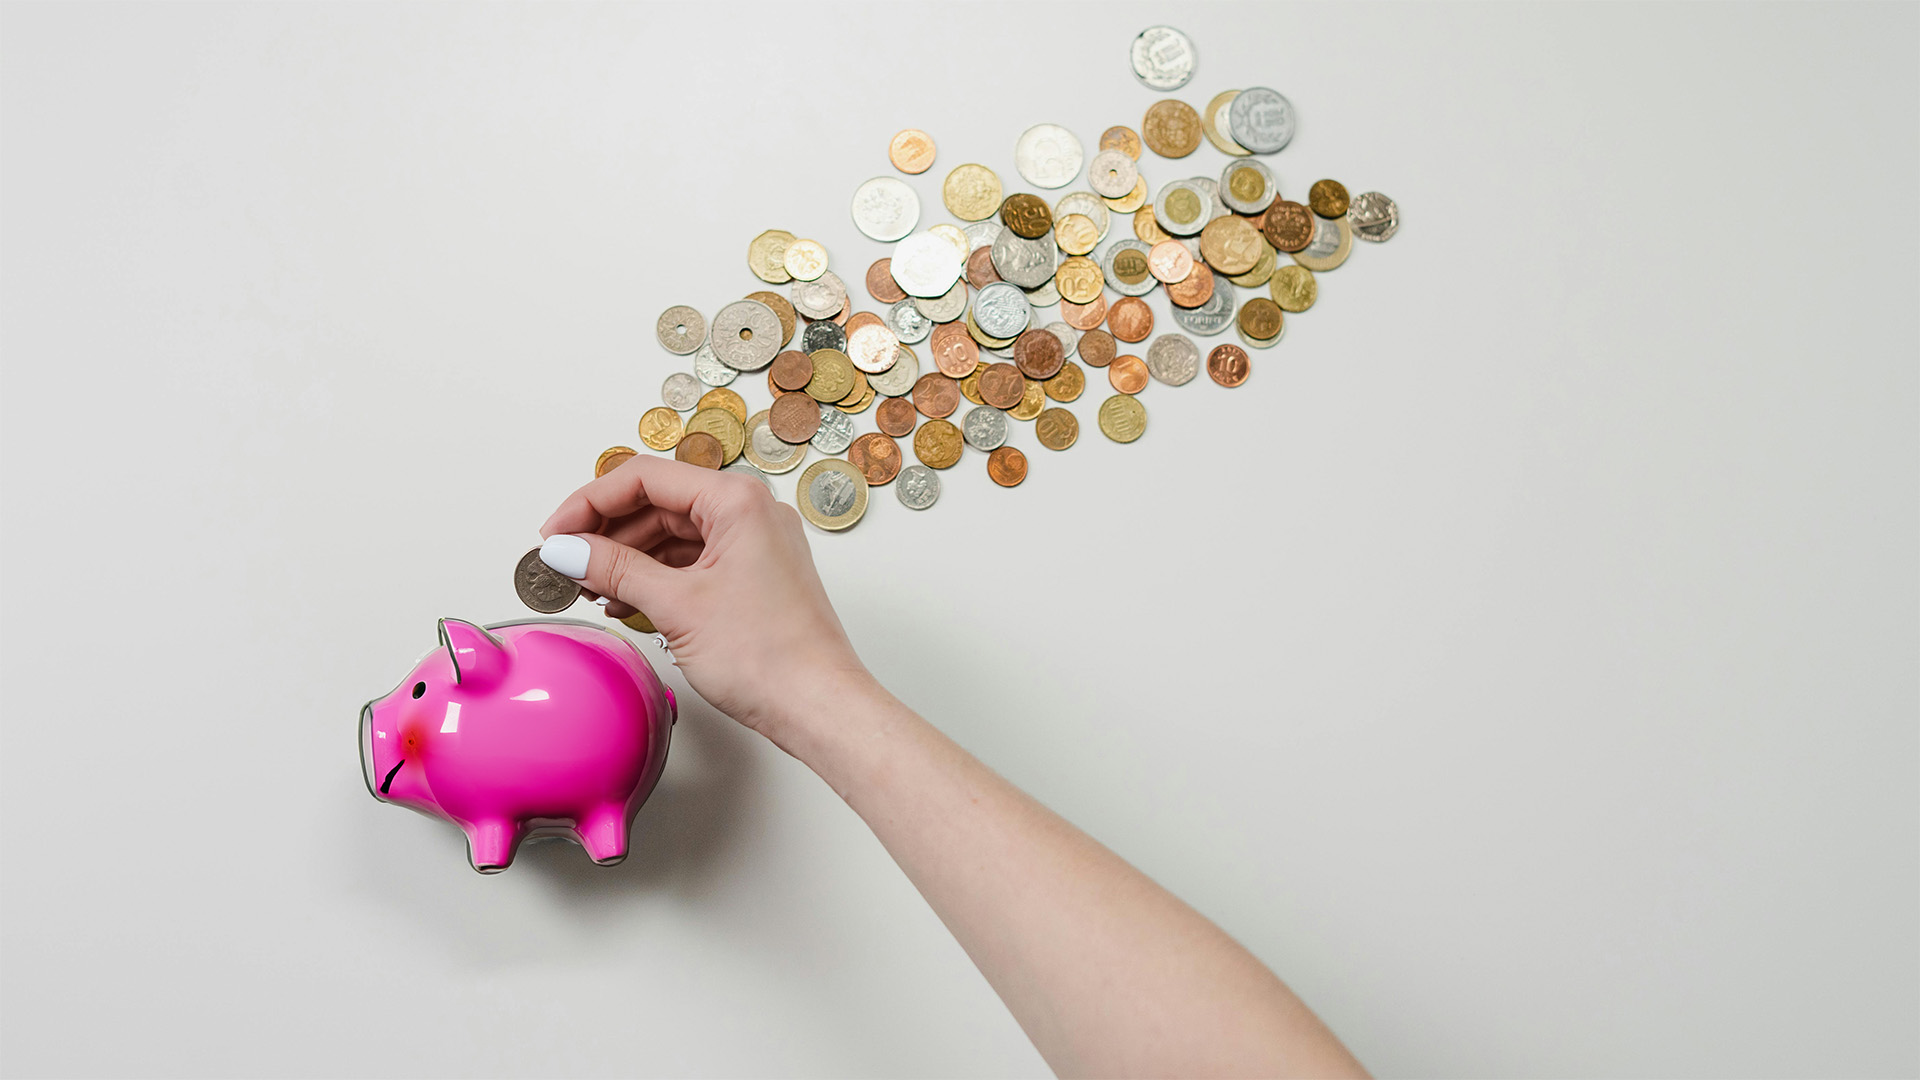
xmin=1308 ymin=179 xmax=1351 ymax=219
xmin=845 ymin=310 xmax=884 ymax=335
xmin=846 ymin=432 xmax=903 ymax=485
xmin=1166 ymin=262 xmax=1215 ymax=308
xmin=747 ymin=290 xmax=798 ymax=347
xmin=929 ymin=321 xmax=980 ymax=377
xmin=1078 ymin=328 xmax=1117 ymax=368
xmin=769 ymin=391 xmax=823 ymax=443
xmin=1012 ymin=328 xmax=1065 ymax=380
xmin=1207 ymin=344 xmax=1251 ymax=388
xmin=1108 ymin=354 xmax=1149 ymax=394
xmin=999 ymin=192 xmax=1052 ymax=239
xmin=1141 ymin=99 xmax=1203 ymax=158
xmin=986 ymin=445 xmax=1028 ymax=487
xmin=1099 ymin=125 xmax=1142 ymax=160
xmin=965 ymin=246 xmax=1003 ymax=290
xmin=1060 ymin=293 xmax=1108 ymax=331
xmin=1147 ymin=240 xmax=1194 ymax=283
xmin=1238 ymin=297 xmax=1284 ymax=340
xmin=912 ymin=372 xmax=960 ymax=418
xmin=673 ymin=430 xmax=724 ymax=470
xmin=1262 ymin=200 xmax=1315 ymax=253
xmin=977 ymin=362 xmax=1026 ymax=409
xmin=1108 ymin=297 xmax=1154 ymax=343
xmin=889 ymin=129 xmax=936 ymax=174
xmin=865 ymin=259 xmax=906 ymax=304
xmin=913 ymin=418 xmax=964 ymax=469
xmin=875 ymin=395 xmax=918 ymax=437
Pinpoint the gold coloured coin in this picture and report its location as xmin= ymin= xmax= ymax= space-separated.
xmin=696 ymin=387 xmax=748 ymax=425
xmin=835 ymin=383 xmax=876 ymax=415
xmin=806 ymin=349 xmax=856 ymax=402
xmin=595 ymin=446 xmax=636 ymax=477
xmin=1097 ymin=393 xmax=1147 ymax=443
xmin=796 ymin=458 xmax=869 ymax=532
xmin=1142 ymin=99 xmax=1203 ymax=158
xmin=913 ymin=418 xmax=964 ymax=468
xmin=1099 ymin=125 xmax=1142 ymax=160
xmin=617 ymin=609 xmax=657 ymax=634
xmin=685 ymin=407 xmax=745 ymax=464
xmin=742 ymin=410 xmax=808 ymax=474
xmin=1203 ymin=90 xmax=1252 ymax=157
xmin=1133 ymin=207 xmax=1173 ymax=246
xmin=638 ymin=407 xmax=683 ymax=451
xmin=1054 ymin=256 xmax=1104 ymax=305
xmin=1227 ymin=238 xmax=1278 ymax=288
xmin=930 ymin=223 xmax=971 ymax=262
xmin=1044 ymin=361 xmax=1085 ymax=402
xmin=1000 ymin=192 xmax=1053 ymax=239
xmin=835 ymin=367 xmax=870 ymax=406
xmin=1291 ymin=215 xmax=1354 ymax=272
xmin=1238 ymin=297 xmax=1285 ymax=341
xmin=943 ymin=163 xmax=1003 ymax=221
xmin=746 ymin=289 xmax=798 ymax=346
xmin=889 ymin=129 xmax=936 ymax=174
xmin=1309 ymin=179 xmax=1352 ymax=218
xmin=748 ymin=229 xmax=795 ymax=284
xmin=783 ymin=239 xmax=829 ymax=282
xmin=1035 ymin=407 xmax=1079 ymax=450
xmin=1199 ymin=216 xmax=1264 ymax=275
xmin=964 ymin=310 xmax=1018 ymax=350
xmin=1010 ymin=378 xmax=1045 ymax=421
xmin=1103 ymin=176 xmax=1148 ymax=213
xmin=1271 ymin=265 xmax=1318 ymax=312
xmin=1055 ymin=213 xmax=1100 ymax=256
xmin=958 ymin=364 xmax=985 ymax=405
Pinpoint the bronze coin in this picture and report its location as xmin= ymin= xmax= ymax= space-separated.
xmin=1043 ymin=361 xmax=1085 ymax=402
xmin=1012 ymin=328 xmax=1065 ymax=380
xmin=768 ymin=391 xmax=823 ymax=443
xmin=986 ymin=445 xmax=1028 ymax=487
xmin=912 ymin=372 xmax=960 ymax=418
xmin=673 ymin=430 xmax=724 ymax=470
xmin=771 ymin=350 xmax=813 ymax=391
xmin=1108 ymin=355 xmax=1149 ymax=395
xmin=965 ymin=246 xmax=1003 ymax=289
xmin=1142 ymin=99 xmax=1203 ymax=158
xmin=1262 ymin=200 xmax=1315 ymax=253
xmin=1078 ymin=328 xmax=1117 ymax=368
xmin=846 ymin=432 xmax=903 ymax=485
xmin=595 ymin=447 xmax=636 ymax=477
xmin=977 ymin=362 xmax=1026 ymax=409
xmin=1238 ymin=297 xmax=1284 ymax=340
xmin=875 ymin=395 xmax=919 ymax=437
xmin=1147 ymin=240 xmax=1194 ymax=283
xmin=913 ymin=418 xmax=964 ymax=469
xmin=1308 ymin=179 xmax=1351 ymax=219
xmin=1035 ymin=407 xmax=1079 ymax=451
xmin=930 ymin=321 xmax=980 ymax=377
xmin=1166 ymin=262 xmax=1216 ymax=308
xmin=999 ymin=192 xmax=1053 ymax=239
xmin=1207 ymin=344 xmax=1251 ymax=388
xmin=866 ymin=259 xmax=907 ymax=303
xmin=1060 ymin=293 xmax=1108 ymax=331
xmin=845 ymin=310 xmax=885 ymax=336
xmin=1100 ymin=125 xmax=1142 ymax=160
xmin=1108 ymin=296 xmax=1154 ymax=342
xmin=747 ymin=290 xmax=798 ymax=347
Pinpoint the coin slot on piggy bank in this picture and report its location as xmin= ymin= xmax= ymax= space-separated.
xmin=359 ymin=618 xmax=676 ymax=873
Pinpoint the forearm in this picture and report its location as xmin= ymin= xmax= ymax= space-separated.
xmin=770 ymin=674 xmax=1367 ymax=1079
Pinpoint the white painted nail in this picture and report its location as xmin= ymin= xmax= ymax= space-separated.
xmin=593 ymin=595 xmax=611 ymax=606
xmin=539 ymin=534 xmax=592 ymax=579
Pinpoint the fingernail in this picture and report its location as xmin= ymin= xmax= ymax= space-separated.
xmin=539 ymin=534 xmax=591 ymax=579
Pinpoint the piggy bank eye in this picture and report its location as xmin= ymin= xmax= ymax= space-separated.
xmin=411 ymin=682 xmax=426 ymax=699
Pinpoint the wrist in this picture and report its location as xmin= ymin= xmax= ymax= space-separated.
xmin=760 ymin=662 xmax=900 ymax=767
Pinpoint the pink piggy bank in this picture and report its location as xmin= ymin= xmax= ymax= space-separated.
xmin=360 ymin=617 xmax=675 ymax=873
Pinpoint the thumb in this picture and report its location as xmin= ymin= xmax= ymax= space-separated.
xmin=538 ymin=533 xmax=685 ymax=617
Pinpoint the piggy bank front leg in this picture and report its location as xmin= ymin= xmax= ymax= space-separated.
xmin=575 ymin=802 xmax=632 ymax=866
xmin=462 ymin=817 xmax=524 ymax=874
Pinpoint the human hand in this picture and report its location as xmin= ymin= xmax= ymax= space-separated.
xmin=537 ymin=455 xmax=872 ymax=741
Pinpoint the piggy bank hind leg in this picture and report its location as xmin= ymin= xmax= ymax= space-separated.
xmin=575 ymin=802 xmax=633 ymax=866
xmin=462 ymin=817 xmax=525 ymax=874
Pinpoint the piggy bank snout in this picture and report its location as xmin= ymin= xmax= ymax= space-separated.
xmin=359 ymin=703 xmax=380 ymax=801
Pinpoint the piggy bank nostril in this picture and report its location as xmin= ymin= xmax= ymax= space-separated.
xmin=412 ymin=682 xmax=426 ymax=699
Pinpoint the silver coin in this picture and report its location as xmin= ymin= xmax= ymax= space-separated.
xmin=1227 ymin=87 xmax=1296 ymax=154
xmin=810 ymin=404 xmax=856 ymax=453
xmin=1052 ymin=191 xmax=1111 ymax=242
xmin=1013 ymin=123 xmax=1084 ymax=190
xmin=1190 ymin=176 xmax=1234 ymax=227
xmin=801 ymin=320 xmax=847 ymax=354
xmin=1045 ymin=320 xmax=1079 ymax=358
xmin=745 ymin=412 xmax=808 ymax=473
xmin=1129 ymin=25 xmax=1196 ymax=91
xmin=808 ymin=469 xmax=859 ymax=518
xmin=1298 ymin=216 xmax=1342 ymax=260
xmin=710 ymin=299 xmax=781 ymax=370
xmin=661 ymin=372 xmax=703 ymax=411
xmin=722 ymin=458 xmax=776 ymax=497
xmin=1145 ymin=333 xmax=1201 ymax=386
xmin=914 ymin=279 xmax=968 ymax=323
xmin=850 ymin=176 xmax=920 ymax=242
xmin=1086 ymin=149 xmax=1139 ymax=198
xmin=961 ymin=405 xmax=1009 ymax=451
xmin=886 ymin=298 xmax=932 ymax=344
xmin=691 ymin=342 xmax=738 ymax=386
xmin=990 ymin=228 xmax=1059 ymax=289
xmin=868 ymin=344 xmax=920 ymax=396
xmin=973 ymin=282 xmax=1031 ymax=338
xmin=1348 ymin=191 xmax=1400 ymax=243
xmin=986 ymin=341 xmax=1017 ymax=359
xmin=964 ymin=220 xmax=1003 ymax=251
xmin=1022 ymin=277 xmax=1060 ymax=308
xmin=791 ymin=271 xmax=847 ymax=320
xmin=890 ymin=231 xmax=963 ymax=298
xmin=1154 ymin=179 xmax=1211 ymax=236
xmin=656 ymin=306 xmax=706 ymax=355
xmin=895 ymin=464 xmax=940 ymax=510
xmin=1099 ymin=239 xmax=1159 ymax=297
xmin=1170 ymin=283 xmax=1236 ymax=336
xmin=1218 ymin=159 xmax=1278 ymax=215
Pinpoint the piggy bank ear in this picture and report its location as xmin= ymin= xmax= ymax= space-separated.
xmin=438 ymin=619 xmax=506 ymax=686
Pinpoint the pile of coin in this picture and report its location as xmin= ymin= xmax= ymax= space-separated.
xmin=528 ymin=24 xmax=1401 ymax=612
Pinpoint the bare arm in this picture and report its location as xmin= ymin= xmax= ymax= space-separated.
xmin=538 ymin=455 xmax=1366 ymax=1078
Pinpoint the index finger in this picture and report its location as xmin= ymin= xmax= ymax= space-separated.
xmin=539 ymin=453 xmax=736 ymax=539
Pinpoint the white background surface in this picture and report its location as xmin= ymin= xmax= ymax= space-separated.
xmin=2 ymin=3 xmax=1915 ymax=1076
